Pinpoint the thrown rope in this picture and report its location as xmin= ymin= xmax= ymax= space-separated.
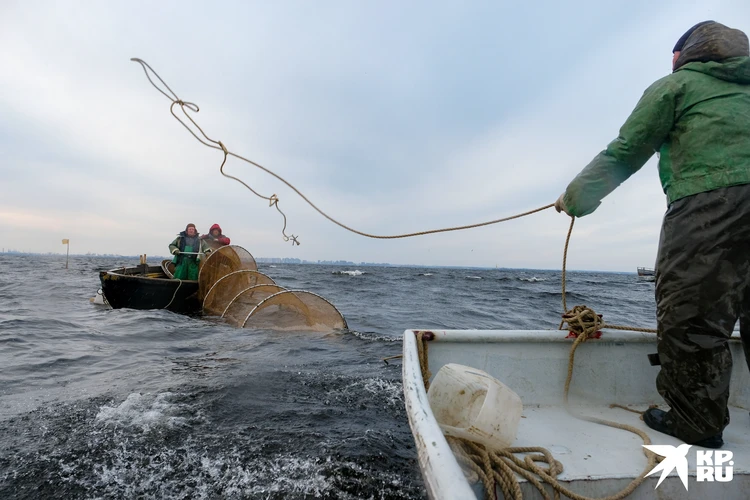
xmin=131 ymin=58 xmax=553 ymax=245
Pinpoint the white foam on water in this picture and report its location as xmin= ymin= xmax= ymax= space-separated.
xmin=55 ymin=432 xmax=416 ymax=500
xmin=465 ymin=275 xmax=482 ymax=280
xmin=95 ymin=392 xmax=189 ymax=431
xmin=323 ymin=377 xmax=404 ymax=412
xmin=332 ymin=270 xmax=366 ymax=276
xmin=519 ymin=276 xmax=546 ymax=282
xmin=361 ymin=378 xmax=404 ymax=408
xmin=349 ymin=330 xmax=400 ymax=342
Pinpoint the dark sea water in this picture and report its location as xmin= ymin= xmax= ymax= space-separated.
xmin=0 ymin=254 xmax=657 ymax=499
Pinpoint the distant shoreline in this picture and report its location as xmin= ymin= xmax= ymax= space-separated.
xmin=0 ymin=252 xmax=637 ymax=274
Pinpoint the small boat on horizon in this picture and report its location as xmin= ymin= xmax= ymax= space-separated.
xmin=637 ymin=267 xmax=656 ymax=282
xmin=637 ymin=266 xmax=655 ymax=276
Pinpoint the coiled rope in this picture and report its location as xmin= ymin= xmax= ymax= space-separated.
xmin=131 ymin=58 xmax=552 ymax=245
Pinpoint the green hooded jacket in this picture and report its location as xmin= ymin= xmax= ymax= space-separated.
xmin=563 ymin=22 xmax=750 ymax=217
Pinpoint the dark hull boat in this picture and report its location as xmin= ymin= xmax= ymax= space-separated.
xmin=99 ymin=262 xmax=201 ymax=314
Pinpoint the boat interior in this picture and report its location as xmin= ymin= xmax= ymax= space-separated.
xmin=403 ymin=329 xmax=750 ymax=499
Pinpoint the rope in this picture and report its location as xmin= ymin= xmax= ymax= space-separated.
xmin=416 ymin=331 xmax=432 ymax=391
xmin=163 ymin=279 xmax=183 ymax=310
xmin=558 ymin=215 xmax=657 ymax=336
xmin=131 ymin=58 xmax=553 ymax=245
xmin=382 ymin=354 xmax=404 ymax=364
xmin=417 ymin=330 xmax=658 ymax=500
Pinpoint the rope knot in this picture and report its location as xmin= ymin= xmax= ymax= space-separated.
xmin=283 ymin=234 xmax=300 ymax=246
xmin=561 ymin=305 xmax=604 ymax=340
xmin=268 ymin=194 xmax=279 ymax=207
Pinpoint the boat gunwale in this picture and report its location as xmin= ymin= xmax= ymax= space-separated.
xmin=104 ymin=267 xmax=197 ymax=284
xmin=402 ymin=329 xmax=476 ymax=500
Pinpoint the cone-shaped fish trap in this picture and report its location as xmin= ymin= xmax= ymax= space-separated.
xmin=197 ymin=246 xmax=346 ymax=331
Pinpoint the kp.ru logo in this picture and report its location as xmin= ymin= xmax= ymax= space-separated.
xmin=643 ymin=444 xmax=734 ymax=490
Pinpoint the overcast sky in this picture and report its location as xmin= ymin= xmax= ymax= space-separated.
xmin=1 ymin=1 xmax=747 ymax=271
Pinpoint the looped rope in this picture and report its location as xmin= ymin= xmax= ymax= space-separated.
xmin=132 ymin=58 xmax=555 ymax=244
xmin=561 ymin=305 xmax=603 ymax=338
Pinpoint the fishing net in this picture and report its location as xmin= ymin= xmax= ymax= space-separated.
xmin=196 ymin=245 xmax=346 ymax=331
xmin=202 ymin=270 xmax=276 ymax=316
xmin=198 ymin=245 xmax=257 ymax=297
xmin=241 ymin=290 xmax=348 ymax=331
xmin=221 ymin=283 xmax=288 ymax=326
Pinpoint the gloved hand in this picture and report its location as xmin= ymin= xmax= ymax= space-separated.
xmin=171 ymin=248 xmax=180 ymax=255
xmin=554 ymin=193 xmax=573 ymax=217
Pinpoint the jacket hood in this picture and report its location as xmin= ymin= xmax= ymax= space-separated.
xmin=674 ymin=22 xmax=750 ymax=83
xmin=209 ymin=223 xmax=222 ymax=234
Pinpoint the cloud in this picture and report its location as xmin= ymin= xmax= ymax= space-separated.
xmin=0 ymin=1 xmax=747 ymax=270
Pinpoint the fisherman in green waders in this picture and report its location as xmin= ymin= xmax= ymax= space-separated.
xmin=555 ymin=21 xmax=750 ymax=449
xmin=168 ymin=223 xmax=211 ymax=280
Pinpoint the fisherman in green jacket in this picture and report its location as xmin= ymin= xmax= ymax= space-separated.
xmin=168 ymin=223 xmax=211 ymax=281
xmin=555 ymin=21 xmax=750 ymax=449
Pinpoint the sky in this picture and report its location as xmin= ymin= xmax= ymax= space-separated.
xmin=1 ymin=1 xmax=747 ymax=271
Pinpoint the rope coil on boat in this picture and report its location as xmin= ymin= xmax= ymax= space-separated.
xmin=417 ymin=329 xmax=659 ymax=500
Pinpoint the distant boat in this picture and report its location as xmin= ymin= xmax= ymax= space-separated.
xmin=637 ymin=267 xmax=656 ymax=282
xmin=636 ymin=267 xmax=655 ymax=277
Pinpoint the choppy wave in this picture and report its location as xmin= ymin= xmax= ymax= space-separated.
xmin=348 ymin=330 xmax=401 ymax=342
xmin=0 ymin=254 xmax=658 ymax=499
xmin=332 ymin=270 xmax=366 ymax=276
xmin=95 ymin=392 xmax=197 ymax=431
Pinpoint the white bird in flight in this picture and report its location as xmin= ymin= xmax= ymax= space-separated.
xmin=643 ymin=444 xmax=693 ymax=490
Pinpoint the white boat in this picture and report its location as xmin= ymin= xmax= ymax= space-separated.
xmin=402 ymin=329 xmax=750 ymax=499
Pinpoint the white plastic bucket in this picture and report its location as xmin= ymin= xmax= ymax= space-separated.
xmin=427 ymin=363 xmax=522 ymax=450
